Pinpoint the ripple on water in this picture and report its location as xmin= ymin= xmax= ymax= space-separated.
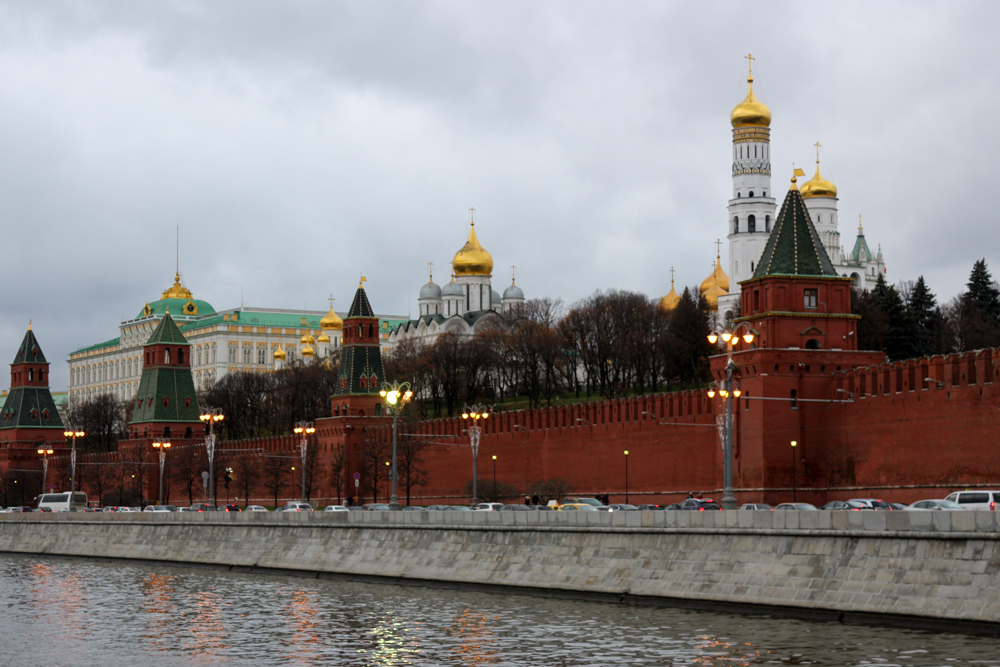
xmin=0 ymin=554 xmax=998 ymax=666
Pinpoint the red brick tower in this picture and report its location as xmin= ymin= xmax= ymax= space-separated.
xmin=713 ymin=173 xmax=884 ymax=505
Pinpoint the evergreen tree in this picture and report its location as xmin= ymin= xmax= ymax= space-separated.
xmin=957 ymin=259 xmax=1000 ymax=351
xmin=667 ymin=287 xmax=713 ymax=386
xmin=855 ymin=275 xmax=917 ymax=361
xmin=906 ymin=276 xmax=944 ymax=357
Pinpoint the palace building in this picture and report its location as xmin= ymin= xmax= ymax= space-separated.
xmin=67 ymin=273 xmax=407 ymax=408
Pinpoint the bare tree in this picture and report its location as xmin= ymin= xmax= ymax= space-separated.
xmin=329 ymin=444 xmax=347 ymax=505
xmin=233 ymin=450 xmax=263 ymax=507
xmin=261 ymin=454 xmax=287 ymax=508
xmin=397 ymin=434 xmax=429 ymax=505
xmin=359 ymin=436 xmax=390 ymax=504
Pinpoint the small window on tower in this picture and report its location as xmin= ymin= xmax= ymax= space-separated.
xmin=804 ymin=289 xmax=818 ymax=309
xmin=749 ymin=191 xmax=754 ymax=197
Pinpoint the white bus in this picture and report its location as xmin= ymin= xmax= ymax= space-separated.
xmin=36 ymin=492 xmax=88 ymax=512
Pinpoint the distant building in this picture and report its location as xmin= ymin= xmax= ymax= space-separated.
xmin=67 ymin=273 xmax=407 ymax=407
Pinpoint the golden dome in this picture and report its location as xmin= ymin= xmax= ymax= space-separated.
xmin=161 ymin=273 xmax=194 ymax=300
xmin=273 ymin=345 xmax=287 ymax=360
xmin=799 ymin=162 xmax=838 ymax=199
xmin=699 ymin=253 xmax=730 ymax=295
xmin=452 ymin=222 xmax=493 ymax=276
xmin=301 ymin=344 xmax=315 ymax=357
xmin=730 ymin=75 xmax=771 ymax=129
xmin=320 ymin=307 xmax=343 ymax=331
xmin=300 ymin=332 xmax=315 ymax=345
xmin=317 ymin=333 xmax=330 ymax=344
xmin=658 ymin=287 xmax=681 ymax=312
xmin=703 ymin=285 xmax=728 ymax=311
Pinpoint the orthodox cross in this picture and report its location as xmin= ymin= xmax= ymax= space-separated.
xmin=715 ymin=238 xmax=723 ymax=258
xmin=328 ymin=294 xmax=335 ymax=310
xmin=858 ymin=214 xmax=863 ymax=231
xmin=814 ymin=141 xmax=822 ymax=164
xmin=669 ymin=266 xmax=676 ymax=288
xmin=428 ymin=261 xmax=434 ymax=281
xmin=469 ymin=207 xmax=475 ymax=224
xmin=745 ymin=53 xmax=755 ymax=77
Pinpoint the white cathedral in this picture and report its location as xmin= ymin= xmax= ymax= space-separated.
xmin=389 ymin=216 xmax=525 ymax=344
xmin=665 ymin=58 xmax=887 ymax=318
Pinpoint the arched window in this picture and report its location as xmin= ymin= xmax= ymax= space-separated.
xmin=749 ymin=191 xmax=754 ymax=197
xmin=229 ymin=347 xmax=237 ymax=363
xmin=765 ymin=215 xmax=771 ymax=232
xmin=733 ymin=216 xmax=739 ymax=234
xmin=257 ymin=348 xmax=265 ymax=364
xmin=243 ymin=347 xmax=251 ymax=364
xmin=28 ymin=369 xmax=33 ymax=382
xmin=212 ymin=343 xmax=217 ymax=363
xmin=177 ymin=349 xmax=184 ymax=365
xmin=806 ymin=339 xmax=821 ymax=349
xmin=197 ymin=347 xmax=202 ymax=365
xmin=790 ymin=390 xmax=797 ymax=409
xmin=748 ymin=214 xmax=756 ymax=233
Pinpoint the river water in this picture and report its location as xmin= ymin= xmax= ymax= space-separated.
xmin=1 ymin=554 xmax=998 ymax=666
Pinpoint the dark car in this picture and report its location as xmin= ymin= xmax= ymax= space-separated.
xmin=601 ymin=504 xmax=639 ymax=511
xmin=676 ymin=499 xmax=722 ymax=511
xmin=500 ymin=504 xmax=533 ymax=511
xmin=638 ymin=504 xmax=665 ymax=510
xmin=188 ymin=503 xmax=217 ymax=512
xmin=222 ymin=504 xmax=242 ymax=512
xmin=532 ymin=505 xmax=556 ymax=511
xmin=823 ymin=500 xmax=868 ymax=511
xmin=739 ymin=503 xmax=772 ymax=510
xmin=774 ymin=502 xmax=819 ymax=510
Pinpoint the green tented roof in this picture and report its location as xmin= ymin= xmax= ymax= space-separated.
xmin=146 ymin=313 xmax=190 ymax=346
xmin=347 ymin=287 xmax=375 ymax=318
xmin=13 ymin=329 xmax=48 ymax=365
xmin=1 ymin=386 xmax=64 ymax=429
xmin=752 ymin=185 xmax=838 ymax=279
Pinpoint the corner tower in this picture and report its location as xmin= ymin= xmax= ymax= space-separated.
xmin=724 ymin=55 xmax=776 ymax=315
xmin=333 ymin=280 xmax=386 ymax=417
xmin=0 ymin=325 xmax=65 ymax=437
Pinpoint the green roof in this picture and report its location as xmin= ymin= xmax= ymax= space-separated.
xmin=13 ymin=328 xmax=48 ymax=364
xmin=851 ymin=229 xmax=873 ymax=263
xmin=72 ymin=337 xmax=122 ymax=354
xmin=1 ymin=386 xmax=64 ymax=429
xmin=146 ymin=312 xmax=189 ymax=346
xmin=347 ymin=286 xmax=375 ymax=318
xmin=137 ymin=298 xmax=215 ymax=320
xmin=752 ymin=184 xmax=837 ymax=279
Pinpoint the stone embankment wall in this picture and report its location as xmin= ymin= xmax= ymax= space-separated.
xmin=2 ymin=510 xmax=999 ymax=633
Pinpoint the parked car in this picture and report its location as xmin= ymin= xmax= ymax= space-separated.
xmin=601 ymin=504 xmax=639 ymax=511
xmin=637 ymin=504 xmax=665 ymax=510
xmin=222 ymin=505 xmax=242 ymax=512
xmin=822 ymin=500 xmax=869 ymax=511
xmin=674 ymin=499 xmax=722 ymax=511
xmin=363 ymin=503 xmax=391 ymax=511
xmin=889 ymin=502 xmax=908 ymax=510
xmin=116 ymin=507 xmax=138 ymax=513
xmin=441 ymin=505 xmax=472 ymax=511
xmin=500 ymin=504 xmax=533 ymax=511
xmin=532 ymin=505 xmax=556 ymax=511
xmin=189 ymin=504 xmax=217 ymax=512
xmin=560 ymin=497 xmax=606 ymax=508
xmin=6 ymin=506 xmax=28 ymax=513
xmin=944 ymin=490 xmax=1000 ymax=510
xmin=774 ymin=503 xmax=819 ymax=510
xmin=402 ymin=506 xmax=426 ymax=511
xmin=473 ymin=502 xmax=504 ymax=511
xmin=143 ymin=505 xmax=173 ymax=513
xmin=559 ymin=503 xmax=599 ymax=511
xmin=246 ymin=505 xmax=269 ymax=512
xmin=739 ymin=503 xmax=772 ymax=510
xmin=323 ymin=505 xmax=349 ymax=512
xmin=907 ymin=499 xmax=967 ymax=511
xmin=282 ymin=502 xmax=314 ymax=512
xmin=177 ymin=507 xmax=192 ymax=512
xmin=849 ymin=498 xmax=894 ymax=510
xmin=425 ymin=505 xmax=449 ymax=511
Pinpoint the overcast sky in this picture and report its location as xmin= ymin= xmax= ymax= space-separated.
xmin=0 ymin=1 xmax=997 ymax=390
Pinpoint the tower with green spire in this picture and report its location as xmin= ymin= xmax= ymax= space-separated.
xmin=128 ymin=311 xmax=203 ymax=439
xmin=333 ymin=279 xmax=386 ymax=417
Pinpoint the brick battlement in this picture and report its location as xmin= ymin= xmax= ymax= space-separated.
xmin=834 ymin=347 xmax=996 ymax=397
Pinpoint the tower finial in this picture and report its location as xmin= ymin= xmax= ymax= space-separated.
xmin=176 ymin=225 xmax=180 ymax=280
xmin=469 ymin=206 xmax=475 ymax=226
xmin=358 ymin=275 xmax=367 ymax=289
xmin=745 ymin=52 xmax=755 ymax=81
xmin=790 ymin=167 xmax=805 ymax=189
xmin=28 ymin=319 xmax=31 ymax=331
xmin=510 ymin=264 xmax=517 ymax=285
xmin=858 ymin=214 xmax=863 ymax=232
xmin=714 ymin=238 xmax=723 ymax=261
xmin=814 ymin=141 xmax=822 ymax=165
xmin=328 ymin=294 xmax=335 ymax=310
xmin=670 ymin=266 xmax=676 ymax=288
xmin=428 ymin=261 xmax=434 ymax=281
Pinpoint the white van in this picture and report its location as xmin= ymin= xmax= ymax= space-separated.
xmin=944 ymin=490 xmax=1000 ymax=510
xmin=36 ymin=492 xmax=88 ymax=512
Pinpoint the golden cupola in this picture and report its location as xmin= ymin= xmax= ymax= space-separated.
xmin=301 ymin=331 xmax=315 ymax=345
xmin=658 ymin=269 xmax=681 ymax=312
xmin=317 ymin=332 xmax=331 ymax=344
xmin=161 ymin=272 xmax=194 ymax=300
xmin=799 ymin=154 xmax=838 ymax=199
xmin=700 ymin=252 xmax=730 ymax=312
xmin=730 ymin=74 xmax=771 ymax=129
xmin=273 ymin=344 xmax=287 ymax=360
xmin=320 ymin=301 xmax=343 ymax=331
xmin=452 ymin=221 xmax=494 ymax=276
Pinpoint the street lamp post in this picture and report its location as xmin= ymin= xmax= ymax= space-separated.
xmin=791 ymin=440 xmax=797 ymax=502
xmin=624 ymin=450 xmax=629 ymax=504
xmin=199 ymin=408 xmax=225 ymax=506
xmin=461 ymin=404 xmax=491 ymax=505
xmin=379 ymin=381 xmax=413 ymax=511
xmin=293 ymin=421 xmax=315 ymax=502
xmin=152 ymin=440 xmax=171 ymax=505
xmin=707 ymin=325 xmax=755 ymax=510
xmin=64 ymin=429 xmax=85 ymax=511
xmin=37 ymin=447 xmax=54 ymax=497
xmin=492 ymin=455 xmax=497 ymax=501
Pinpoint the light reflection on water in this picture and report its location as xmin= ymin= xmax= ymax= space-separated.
xmin=1 ymin=553 xmax=998 ymax=666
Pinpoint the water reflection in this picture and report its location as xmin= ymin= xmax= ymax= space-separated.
xmin=0 ymin=554 xmax=999 ymax=666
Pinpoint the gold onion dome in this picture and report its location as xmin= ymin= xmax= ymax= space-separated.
xmin=317 ymin=332 xmax=330 ymax=343
xmin=730 ymin=75 xmax=771 ymax=129
xmin=699 ymin=254 xmax=730 ymax=295
xmin=320 ymin=308 xmax=343 ymax=331
xmin=273 ymin=345 xmax=287 ymax=360
xmin=452 ymin=222 xmax=493 ymax=276
xmin=703 ymin=285 xmax=728 ymax=312
xmin=301 ymin=343 xmax=315 ymax=357
xmin=301 ymin=331 xmax=315 ymax=345
xmin=658 ymin=287 xmax=680 ymax=313
xmin=800 ymin=163 xmax=838 ymax=199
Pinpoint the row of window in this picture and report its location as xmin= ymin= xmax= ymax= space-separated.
xmin=733 ymin=214 xmax=772 ymax=234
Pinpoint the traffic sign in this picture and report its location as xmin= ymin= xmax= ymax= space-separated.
xmin=353 ymin=472 xmax=360 ymax=480
xmin=354 ymin=479 xmax=360 ymax=488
